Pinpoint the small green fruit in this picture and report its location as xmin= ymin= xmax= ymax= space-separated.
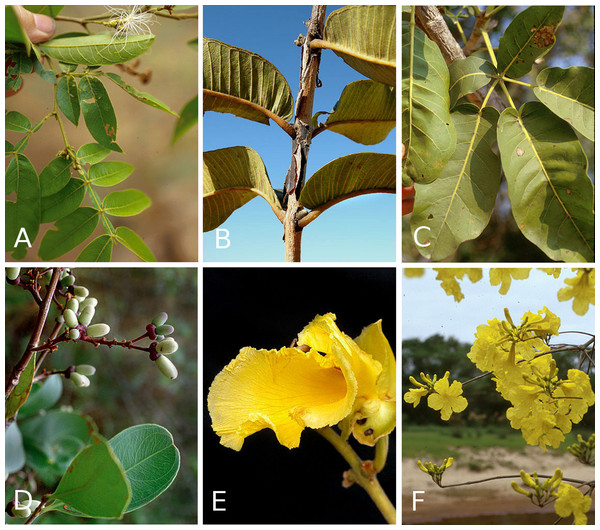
xmin=86 ymin=323 xmax=110 ymax=338
xmin=6 ymin=267 xmax=20 ymax=281
xmin=69 ymin=372 xmax=90 ymax=387
xmin=76 ymin=364 xmax=96 ymax=376
xmin=73 ymin=286 xmax=89 ymax=298
xmin=152 ymin=312 xmax=168 ymax=326
xmin=155 ymin=324 xmax=174 ymax=336
xmin=79 ymin=297 xmax=98 ymax=309
xmin=69 ymin=329 xmax=80 ymax=340
xmin=63 ymin=308 xmax=79 ymax=328
xmin=66 ymin=298 xmax=79 ymax=313
xmin=79 ymin=305 xmax=95 ymax=326
xmin=156 ymin=355 xmax=178 ymax=379
xmin=157 ymin=339 xmax=178 ymax=355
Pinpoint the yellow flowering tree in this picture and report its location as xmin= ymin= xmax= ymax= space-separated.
xmin=208 ymin=313 xmax=396 ymax=523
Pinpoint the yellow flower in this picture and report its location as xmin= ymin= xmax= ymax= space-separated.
xmin=403 ymin=268 xmax=425 ymax=278
xmin=433 ymin=268 xmax=483 ymax=302
xmin=489 ymin=268 xmax=530 ymax=295
xmin=554 ymin=483 xmax=592 ymax=525
xmin=427 ymin=372 xmax=468 ymax=420
xmin=207 ymin=313 xmax=395 ymax=450
xmin=557 ymin=269 xmax=594 ymax=316
xmin=404 ymin=387 xmax=428 ymax=408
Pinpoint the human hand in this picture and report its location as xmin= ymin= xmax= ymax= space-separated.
xmin=13 ymin=6 xmax=55 ymax=43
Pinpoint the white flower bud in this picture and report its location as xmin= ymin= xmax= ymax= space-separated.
xmin=152 ymin=312 xmax=168 ymax=326
xmin=69 ymin=372 xmax=90 ymax=387
xmin=12 ymin=504 xmax=31 ymax=518
xmin=63 ymin=308 xmax=79 ymax=329
xmin=29 ymin=500 xmax=41 ymax=513
xmin=73 ymin=286 xmax=89 ymax=299
xmin=76 ymin=364 xmax=96 ymax=376
xmin=61 ymin=274 xmax=75 ymax=286
xmin=156 ymin=355 xmax=178 ymax=380
xmin=86 ymin=323 xmax=110 ymax=338
xmin=57 ymin=314 xmax=65 ymax=323
xmin=66 ymin=297 xmax=79 ymax=313
xmin=156 ymin=339 xmax=178 ymax=355
xmin=6 ymin=267 xmax=20 ymax=281
xmin=69 ymin=329 xmax=80 ymax=340
xmin=155 ymin=324 xmax=174 ymax=336
xmin=79 ymin=305 xmax=95 ymax=326
xmin=79 ymin=297 xmax=98 ymax=309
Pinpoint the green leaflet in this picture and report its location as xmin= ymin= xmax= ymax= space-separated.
xmin=76 ymin=235 xmax=114 ymax=262
xmin=172 ymin=95 xmax=198 ymax=144
xmin=77 ymin=143 xmax=111 ymax=165
xmin=411 ymin=105 xmax=501 ymax=260
xmin=448 ymin=56 xmax=497 ymax=109
xmin=38 ymin=207 xmax=99 ymax=260
xmin=39 ymin=156 xmax=73 ymax=197
xmin=496 ymin=6 xmax=565 ymax=79
xmin=79 ymin=76 xmax=121 ymax=152
xmin=102 ymin=189 xmax=151 ymax=216
xmin=115 ymin=226 xmax=155 ymax=262
xmin=5 ymin=111 xmax=31 ymax=133
xmin=402 ymin=15 xmax=456 ymax=184
xmin=534 ymin=66 xmax=594 ymax=142
xmin=56 ymin=76 xmax=80 ymax=125
xmin=320 ymin=80 xmax=396 ymax=145
xmin=88 ymin=161 xmax=134 ymax=187
xmin=300 ymin=153 xmax=396 ymax=210
xmin=40 ymin=34 xmax=155 ymax=66
xmin=5 ymin=353 xmax=35 ymax=422
xmin=18 ymin=375 xmax=63 ymax=417
xmin=41 ymin=177 xmax=86 ymax=223
xmin=103 ymin=73 xmax=178 ymax=116
xmin=497 ymin=101 xmax=594 ymax=262
xmin=6 ymin=422 xmax=26 ymax=475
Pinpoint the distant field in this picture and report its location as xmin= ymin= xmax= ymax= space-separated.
xmin=402 ymin=424 xmax=593 ymax=459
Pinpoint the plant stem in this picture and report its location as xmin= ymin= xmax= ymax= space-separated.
xmin=318 ymin=427 xmax=396 ymax=524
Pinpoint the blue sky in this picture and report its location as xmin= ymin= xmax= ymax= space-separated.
xmin=203 ymin=5 xmax=396 ymax=262
xmin=402 ymin=268 xmax=595 ymax=343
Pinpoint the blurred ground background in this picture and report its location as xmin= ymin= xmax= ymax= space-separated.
xmin=6 ymin=6 xmax=198 ymax=262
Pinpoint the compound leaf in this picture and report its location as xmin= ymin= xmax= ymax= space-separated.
xmin=533 ymin=66 xmax=594 ymax=141
xmin=497 ymin=101 xmax=594 ymax=262
xmin=203 ymin=146 xmax=282 ymax=232
xmin=78 ymin=76 xmax=121 ymax=152
xmin=410 ymin=105 xmax=501 ymax=260
xmin=402 ymin=15 xmax=456 ymax=184
xmin=203 ymin=38 xmax=294 ymax=125
xmin=319 ymin=80 xmax=395 ymax=145
xmin=496 ymin=6 xmax=565 ymax=79
xmin=102 ymin=189 xmax=151 ymax=216
xmin=76 ymin=234 xmax=114 ymax=262
xmin=39 ymin=206 xmax=99 ymax=260
xmin=317 ymin=5 xmax=396 ymax=86
xmin=109 ymin=424 xmax=180 ymax=512
xmin=40 ymin=34 xmax=155 ymax=66
xmin=115 ymin=226 xmax=156 ymax=262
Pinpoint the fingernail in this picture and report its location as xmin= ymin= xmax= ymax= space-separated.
xmin=34 ymin=13 xmax=55 ymax=37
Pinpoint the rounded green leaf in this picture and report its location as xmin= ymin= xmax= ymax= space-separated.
xmin=496 ymin=6 xmax=565 ymax=79
xmin=5 ymin=111 xmax=31 ymax=132
xmin=497 ymin=102 xmax=594 ymax=262
xmin=78 ymin=76 xmax=121 ymax=152
xmin=203 ymin=146 xmax=282 ymax=232
xmin=317 ymin=5 xmax=396 ymax=86
xmin=533 ymin=66 xmax=594 ymax=141
xmin=102 ymin=189 xmax=151 ymax=216
xmin=39 ymin=156 xmax=73 ymax=197
xmin=300 ymin=153 xmax=395 ymax=210
xmin=115 ymin=226 xmax=156 ymax=262
xmin=39 ymin=207 xmax=99 ymax=260
xmin=49 ymin=433 xmax=131 ymax=519
xmin=410 ymin=105 xmax=501 ymax=260
xmin=203 ymin=37 xmax=294 ymax=125
xmin=320 ymin=80 xmax=395 ymax=145
xmin=76 ymin=234 xmax=114 ymax=262
xmin=88 ymin=161 xmax=134 ymax=187
xmin=6 ymin=421 xmax=26 ymax=474
xmin=448 ymin=56 xmax=497 ymax=109
xmin=18 ymin=374 xmax=63 ymax=417
xmin=402 ymin=17 xmax=456 ymax=184
xmin=77 ymin=143 xmax=112 ymax=165
xmin=109 ymin=424 xmax=180 ymax=512
xmin=40 ymin=34 xmax=155 ymax=66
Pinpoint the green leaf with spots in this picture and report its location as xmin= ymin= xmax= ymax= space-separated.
xmin=104 ymin=73 xmax=178 ymax=116
xmin=497 ymin=101 xmax=594 ymax=262
xmin=76 ymin=235 xmax=114 ymax=262
xmin=38 ymin=207 xmax=99 ymax=260
xmin=402 ymin=14 xmax=456 ymax=184
xmin=496 ymin=6 xmax=565 ymax=79
xmin=533 ymin=66 xmax=594 ymax=142
xmin=57 ymin=76 xmax=80 ymax=125
xmin=115 ymin=226 xmax=156 ymax=262
xmin=78 ymin=76 xmax=121 ymax=152
xmin=40 ymin=34 xmax=155 ymax=66
xmin=103 ymin=189 xmax=151 ymax=217
xmin=410 ymin=105 xmax=501 ymax=260
xmin=448 ymin=56 xmax=497 ymax=109
xmin=41 ymin=177 xmax=86 ymax=223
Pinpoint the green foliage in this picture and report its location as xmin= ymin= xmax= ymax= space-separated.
xmin=403 ymin=6 xmax=595 ymax=262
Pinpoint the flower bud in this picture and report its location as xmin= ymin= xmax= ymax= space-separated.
xmin=76 ymin=364 xmax=96 ymax=376
xmin=86 ymin=323 xmax=110 ymax=338
xmin=11 ymin=504 xmax=31 ymax=518
xmin=29 ymin=500 xmax=41 ymax=513
xmin=63 ymin=308 xmax=79 ymax=329
xmin=155 ymin=324 xmax=174 ymax=336
xmin=156 ymin=355 xmax=178 ymax=379
xmin=152 ymin=312 xmax=168 ymax=326
xmin=6 ymin=267 xmax=20 ymax=281
xmin=57 ymin=314 xmax=65 ymax=323
xmin=69 ymin=372 xmax=90 ymax=387
xmin=73 ymin=286 xmax=89 ymax=299
xmin=69 ymin=328 xmax=80 ymax=340
xmin=79 ymin=297 xmax=98 ymax=309
xmin=79 ymin=305 xmax=95 ymax=326
xmin=66 ymin=298 xmax=79 ymax=313
xmin=60 ymin=274 xmax=75 ymax=287
xmin=156 ymin=339 xmax=178 ymax=355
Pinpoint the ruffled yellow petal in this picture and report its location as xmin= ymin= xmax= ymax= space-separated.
xmin=208 ymin=346 xmax=356 ymax=450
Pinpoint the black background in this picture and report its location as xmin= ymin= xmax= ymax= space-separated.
xmin=203 ymin=267 xmax=396 ymax=524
